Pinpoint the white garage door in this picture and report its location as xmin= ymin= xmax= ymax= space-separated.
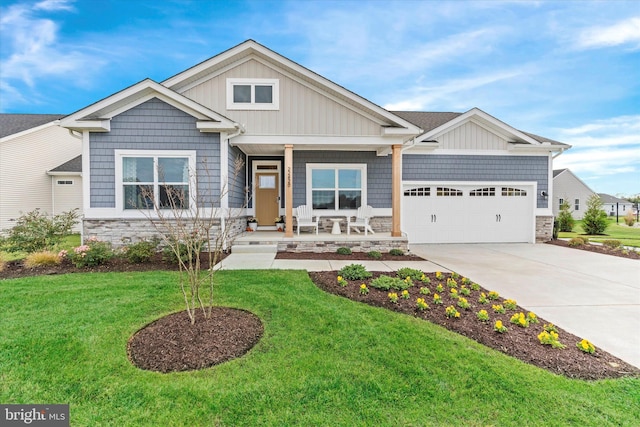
xmin=402 ymin=183 xmax=534 ymax=244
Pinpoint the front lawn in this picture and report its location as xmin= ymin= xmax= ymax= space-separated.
xmin=559 ymin=217 xmax=640 ymax=247
xmin=1 ymin=271 xmax=638 ymax=426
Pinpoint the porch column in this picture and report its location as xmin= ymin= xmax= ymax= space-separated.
xmin=284 ymin=144 xmax=294 ymax=237
xmin=391 ymin=144 xmax=402 ymax=237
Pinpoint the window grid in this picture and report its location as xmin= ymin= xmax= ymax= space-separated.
xmin=502 ymin=187 xmax=527 ymax=197
xmin=436 ymin=187 xmax=463 ymax=197
xmin=469 ymin=187 xmax=495 ymax=197
xmin=404 ymin=187 xmax=430 ymax=197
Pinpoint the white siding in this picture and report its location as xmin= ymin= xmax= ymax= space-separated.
xmin=437 ymin=121 xmax=509 ymax=150
xmin=552 ymin=171 xmax=595 ymax=220
xmin=181 ymin=59 xmax=382 ymax=136
xmin=0 ymin=125 xmax=81 ymax=231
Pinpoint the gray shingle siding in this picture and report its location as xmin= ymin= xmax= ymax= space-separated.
xmin=89 ymin=98 xmax=221 ymax=208
xmin=403 ymin=154 xmax=549 ymax=208
xmin=293 ymin=151 xmax=392 ymax=208
xmin=227 ymin=145 xmax=246 ymax=208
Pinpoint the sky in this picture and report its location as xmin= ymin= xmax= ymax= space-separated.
xmin=1 ymin=0 xmax=639 ymax=197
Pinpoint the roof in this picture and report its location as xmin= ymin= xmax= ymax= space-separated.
xmin=49 ymin=155 xmax=82 ymax=173
xmin=598 ymin=193 xmax=631 ymax=204
xmin=394 ymin=110 xmax=570 ymax=147
xmin=0 ymin=114 xmax=64 ymax=138
xmin=553 ymin=169 xmax=567 ymax=178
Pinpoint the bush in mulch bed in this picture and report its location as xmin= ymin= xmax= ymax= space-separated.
xmin=309 ymin=270 xmax=640 ymax=381
xmin=546 ymin=239 xmax=640 ymax=260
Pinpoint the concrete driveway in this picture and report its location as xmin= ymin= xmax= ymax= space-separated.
xmin=409 ymin=243 xmax=640 ymax=369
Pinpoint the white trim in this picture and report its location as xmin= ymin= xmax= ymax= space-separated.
xmin=114 ymin=149 xmax=197 ymax=214
xmin=226 ymin=78 xmax=280 ymax=110
xmin=47 ymin=171 xmax=82 ymax=176
xmin=82 ymin=131 xmax=91 ymax=214
xmin=305 ymin=163 xmax=367 ymax=213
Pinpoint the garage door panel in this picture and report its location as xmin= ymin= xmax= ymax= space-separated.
xmin=403 ymin=183 xmax=533 ymax=244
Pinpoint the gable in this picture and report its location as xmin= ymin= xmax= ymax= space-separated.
xmin=553 ymin=169 xmax=595 ymax=196
xmin=437 ymin=120 xmax=509 ymax=150
xmin=180 ymin=58 xmax=383 ymax=137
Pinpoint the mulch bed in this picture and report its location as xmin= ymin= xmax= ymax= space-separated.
xmin=546 ymin=239 xmax=640 ymax=260
xmin=275 ymin=251 xmax=425 ymax=261
xmin=128 ymin=307 xmax=263 ymax=373
xmin=309 ymin=270 xmax=640 ymax=380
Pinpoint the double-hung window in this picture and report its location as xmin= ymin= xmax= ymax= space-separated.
xmin=226 ymin=78 xmax=279 ymax=110
xmin=307 ymin=164 xmax=366 ymax=210
xmin=116 ymin=150 xmax=195 ymax=211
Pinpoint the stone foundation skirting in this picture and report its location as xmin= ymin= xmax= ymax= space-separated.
xmin=535 ymin=215 xmax=553 ymax=242
xmin=277 ymin=238 xmax=408 ymax=254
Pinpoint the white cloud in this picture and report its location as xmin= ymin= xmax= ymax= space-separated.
xmin=576 ymin=17 xmax=640 ymax=50
xmin=34 ymin=0 xmax=75 ymax=11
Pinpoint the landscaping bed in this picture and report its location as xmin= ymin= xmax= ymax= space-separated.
xmin=309 ymin=270 xmax=640 ymax=380
xmin=547 ymin=239 xmax=640 ymax=260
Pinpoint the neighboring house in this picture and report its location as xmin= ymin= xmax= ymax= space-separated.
xmin=0 ymin=114 xmax=83 ymax=232
xmin=552 ymin=168 xmax=595 ymax=220
xmin=58 ymin=40 xmax=568 ymax=246
xmin=598 ymin=193 xmax=633 ymax=217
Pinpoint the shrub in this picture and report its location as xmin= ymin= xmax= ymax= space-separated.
xmin=366 ymin=250 xmax=382 ymax=259
xmin=162 ymin=238 xmax=203 ymax=264
xmin=24 ymin=251 xmax=61 ymax=268
xmin=124 ymin=239 xmax=159 ymax=263
xmin=582 ymin=194 xmax=609 ymax=235
xmin=396 ymin=267 xmax=423 ymax=281
xmin=69 ymin=238 xmax=113 ymax=268
xmin=568 ymin=237 xmax=586 ymax=247
xmin=624 ymin=210 xmax=635 ymax=226
xmin=370 ymin=275 xmax=410 ymax=291
xmin=602 ymin=239 xmax=622 ymax=249
xmin=556 ymin=200 xmax=575 ymax=232
xmin=336 ymin=247 xmax=352 ymax=255
xmin=338 ymin=264 xmax=372 ymax=281
xmin=2 ymin=208 xmax=79 ymax=253
xmin=389 ymin=248 xmax=404 ymax=256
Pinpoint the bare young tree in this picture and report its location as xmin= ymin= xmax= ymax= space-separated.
xmin=136 ymin=155 xmax=246 ymax=324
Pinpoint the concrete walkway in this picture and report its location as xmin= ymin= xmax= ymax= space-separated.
xmin=216 ymin=243 xmax=640 ymax=368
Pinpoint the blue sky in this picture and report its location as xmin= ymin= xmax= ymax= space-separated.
xmin=1 ymin=0 xmax=639 ymax=197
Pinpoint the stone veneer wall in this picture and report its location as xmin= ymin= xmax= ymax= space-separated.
xmin=535 ymin=216 xmax=553 ymax=242
xmin=84 ymin=217 xmax=246 ymax=249
xmin=277 ymin=239 xmax=408 ymax=253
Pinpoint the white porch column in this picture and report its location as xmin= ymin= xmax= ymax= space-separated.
xmin=391 ymin=144 xmax=402 ymax=237
xmin=284 ymin=144 xmax=294 ymax=237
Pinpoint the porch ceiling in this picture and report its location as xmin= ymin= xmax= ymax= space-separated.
xmin=234 ymin=143 xmax=393 ymax=155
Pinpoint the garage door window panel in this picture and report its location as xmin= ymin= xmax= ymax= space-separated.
xmin=437 ymin=187 xmax=463 ymax=196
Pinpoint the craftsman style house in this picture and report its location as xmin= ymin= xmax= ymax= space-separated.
xmin=58 ymin=40 xmax=568 ymax=248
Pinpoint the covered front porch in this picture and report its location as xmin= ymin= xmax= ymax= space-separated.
xmin=232 ymin=230 xmax=408 ymax=254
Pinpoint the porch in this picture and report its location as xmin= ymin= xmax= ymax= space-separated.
xmin=232 ymin=230 xmax=408 ymax=254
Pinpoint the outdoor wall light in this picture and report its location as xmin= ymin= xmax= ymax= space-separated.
xmin=540 ymin=190 xmax=548 ymax=199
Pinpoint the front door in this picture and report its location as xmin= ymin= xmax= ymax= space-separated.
xmin=255 ymin=172 xmax=279 ymax=226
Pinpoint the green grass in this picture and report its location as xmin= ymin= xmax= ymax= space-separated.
xmin=559 ymin=218 xmax=640 ymax=247
xmin=1 ymin=270 xmax=639 ymax=426
xmin=0 ymin=233 xmax=81 ymax=261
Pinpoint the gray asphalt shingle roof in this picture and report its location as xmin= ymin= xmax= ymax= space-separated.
xmin=598 ymin=193 xmax=630 ymax=204
xmin=0 ymin=114 xmax=65 ymax=139
xmin=49 ymin=155 xmax=82 ymax=173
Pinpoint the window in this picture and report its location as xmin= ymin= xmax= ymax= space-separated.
xmin=404 ymin=187 xmax=430 ymax=197
xmin=470 ymin=187 xmax=495 ymax=197
xmin=56 ymin=180 xmax=74 ymax=185
xmin=575 ymin=199 xmax=580 ymax=211
xmin=116 ymin=151 xmax=195 ymax=211
xmin=307 ymin=164 xmax=366 ymax=210
xmin=227 ymin=78 xmax=279 ymax=110
xmin=559 ymin=198 xmax=564 ymax=206
xmin=436 ymin=187 xmax=463 ymax=197
xmin=502 ymin=187 xmax=527 ymax=197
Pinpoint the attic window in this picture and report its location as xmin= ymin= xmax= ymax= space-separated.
xmin=227 ymin=78 xmax=279 ymax=110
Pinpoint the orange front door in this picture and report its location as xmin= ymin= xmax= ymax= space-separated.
xmin=255 ymin=172 xmax=279 ymax=226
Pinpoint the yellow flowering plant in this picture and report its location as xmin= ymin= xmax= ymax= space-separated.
xmin=487 ymin=291 xmax=500 ymax=300
xmin=538 ymin=330 xmax=565 ymax=349
xmin=457 ymin=297 xmax=470 ymax=310
xmin=510 ymin=312 xmax=530 ymax=328
xmin=527 ymin=312 xmax=539 ymax=324
xmin=476 ymin=309 xmax=490 ymax=322
xmin=446 ymin=278 xmax=457 ymax=288
xmin=494 ymin=320 xmax=507 ymax=333
xmin=478 ymin=293 xmax=488 ymax=304
xmin=451 ymin=272 xmax=460 ymax=280
xmin=419 ymin=274 xmax=430 ymax=284
xmin=577 ymin=339 xmax=595 ymax=354
xmin=416 ymin=298 xmax=429 ymax=311
xmin=461 ymin=277 xmax=471 ymax=286
xmin=419 ymin=286 xmax=430 ymax=295
xmin=388 ymin=292 xmax=398 ymax=303
xmin=459 ymin=286 xmax=471 ymax=296
xmin=436 ymin=284 xmax=444 ymax=293
xmin=359 ymin=283 xmax=369 ymax=295
xmin=401 ymin=289 xmax=410 ymax=299
xmin=433 ymin=293 xmax=443 ymax=305
xmin=337 ymin=275 xmax=348 ymax=287
xmin=435 ymin=271 xmax=444 ymax=280
xmin=470 ymin=282 xmax=480 ymax=291
xmin=492 ymin=304 xmax=506 ymax=314
xmin=503 ymin=299 xmax=517 ymax=310
xmin=543 ymin=323 xmax=558 ymax=333
xmin=449 ymin=288 xmax=459 ymax=299
xmin=445 ymin=305 xmax=460 ymax=319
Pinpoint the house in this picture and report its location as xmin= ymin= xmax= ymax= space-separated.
xmin=552 ymin=168 xmax=595 ymax=220
xmin=58 ymin=40 xmax=568 ymax=248
xmin=0 ymin=114 xmax=83 ymax=232
xmin=598 ymin=193 xmax=633 ymax=217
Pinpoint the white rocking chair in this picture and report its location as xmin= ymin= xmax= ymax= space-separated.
xmin=347 ymin=205 xmax=375 ymax=235
xmin=295 ymin=205 xmax=319 ymax=235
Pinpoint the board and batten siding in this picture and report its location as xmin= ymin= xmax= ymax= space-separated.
xmin=181 ymin=59 xmax=382 ymax=137
xmin=436 ymin=121 xmax=509 ymax=150
xmin=0 ymin=125 xmax=81 ymax=231
xmin=89 ymin=98 xmax=221 ymax=208
xmin=292 ymin=151 xmax=392 ymax=208
xmin=403 ymin=154 xmax=549 ymax=209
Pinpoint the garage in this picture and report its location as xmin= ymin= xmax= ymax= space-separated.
xmin=402 ymin=182 xmax=535 ymax=244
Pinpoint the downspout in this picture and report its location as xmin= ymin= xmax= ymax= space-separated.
xmin=221 ymin=123 xmax=245 ymax=251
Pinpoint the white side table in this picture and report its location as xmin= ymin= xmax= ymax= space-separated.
xmin=329 ymin=218 xmax=343 ymax=235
